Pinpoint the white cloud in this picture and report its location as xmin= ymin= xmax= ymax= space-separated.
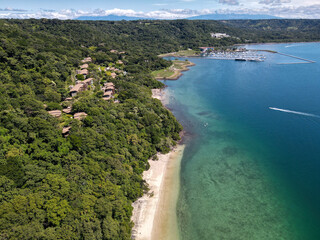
xmin=153 ymin=3 xmax=169 ymax=6
xmin=259 ymin=0 xmax=291 ymax=6
xmin=219 ymin=0 xmax=240 ymax=6
xmin=1 ymin=5 xmax=320 ymax=20
xmin=0 ymin=7 xmax=27 ymax=12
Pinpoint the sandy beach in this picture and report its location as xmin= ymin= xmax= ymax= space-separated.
xmin=131 ymin=89 xmax=185 ymax=240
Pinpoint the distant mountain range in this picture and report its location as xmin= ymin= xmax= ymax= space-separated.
xmin=75 ymin=13 xmax=280 ymax=21
xmin=187 ymin=14 xmax=281 ymax=20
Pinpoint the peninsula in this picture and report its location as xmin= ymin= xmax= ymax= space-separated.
xmin=152 ymin=60 xmax=196 ymax=80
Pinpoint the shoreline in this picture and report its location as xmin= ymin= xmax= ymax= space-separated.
xmin=154 ymin=61 xmax=196 ymax=81
xmin=131 ymin=89 xmax=185 ymax=240
xmin=235 ymin=40 xmax=320 ymax=46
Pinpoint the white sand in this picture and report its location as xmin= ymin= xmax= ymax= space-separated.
xmin=131 ymin=89 xmax=184 ymax=240
xmin=151 ymin=89 xmax=164 ymax=101
xmin=151 ymin=145 xmax=184 ymax=240
xmin=131 ymin=146 xmax=185 ymax=240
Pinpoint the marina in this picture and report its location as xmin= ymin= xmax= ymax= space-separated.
xmin=206 ymin=50 xmax=266 ymax=62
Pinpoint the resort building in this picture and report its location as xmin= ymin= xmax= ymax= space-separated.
xmin=74 ymin=112 xmax=88 ymax=120
xmin=81 ymin=57 xmax=92 ymax=63
xmin=102 ymin=92 xmax=112 ymax=100
xmin=62 ymin=107 xmax=72 ymax=114
xmin=111 ymin=72 xmax=117 ymax=78
xmin=105 ymin=86 xmax=115 ymax=94
xmin=82 ymin=78 xmax=94 ymax=87
xmin=48 ymin=110 xmax=62 ymax=118
xmin=70 ymin=83 xmax=85 ymax=97
xmin=211 ymin=33 xmax=230 ymax=39
xmin=80 ymin=63 xmax=89 ymax=69
xmin=62 ymin=126 xmax=71 ymax=136
xmin=76 ymin=69 xmax=89 ymax=76
xmin=70 ymin=78 xmax=94 ymax=97
xmin=101 ymin=82 xmax=115 ymax=100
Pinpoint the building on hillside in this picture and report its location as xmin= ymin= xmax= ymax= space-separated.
xmin=63 ymin=107 xmax=72 ymax=114
xmin=81 ymin=57 xmax=92 ymax=63
xmin=110 ymin=50 xmax=118 ymax=53
xmin=105 ymin=86 xmax=115 ymax=95
xmin=117 ymin=60 xmax=123 ymax=65
xmin=74 ymin=112 xmax=88 ymax=120
xmin=80 ymin=63 xmax=89 ymax=69
xmin=104 ymin=82 xmax=114 ymax=87
xmin=82 ymin=78 xmax=94 ymax=87
xmin=102 ymin=92 xmax=112 ymax=100
xmin=111 ymin=72 xmax=117 ymax=78
xmin=62 ymin=126 xmax=71 ymax=137
xmin=102 ymin=82 xmax=115 ymax=100
xmin=70 ymin=78 xmax=94 ymax=97
xmin=211 ymin=33 xmax=230 ymax=39
xmin=70 ymin=83 xmax=85 ymax=97
xmin=105 ymin=86 xmax=115 ymax=94
xmin=76 ymin=69 xmax=89 ymax=76
xmin=48 ymin=110 xmax=62 ymax=118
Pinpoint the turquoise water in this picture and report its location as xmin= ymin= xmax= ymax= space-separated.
xmin=164 ymin=42 xmax=320 ymax=239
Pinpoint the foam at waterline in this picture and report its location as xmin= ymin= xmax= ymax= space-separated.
xmin=269 ymin=107 xmax=320 ymax=118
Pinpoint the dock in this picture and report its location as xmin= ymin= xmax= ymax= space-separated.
xmin=207 ymin=51 xmax=265 ymax=62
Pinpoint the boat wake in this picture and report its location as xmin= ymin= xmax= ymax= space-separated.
xmin=269 ymin=107 xmax=320 ymax=118
xmin=285 ymin=45 xmax=298 ymax=48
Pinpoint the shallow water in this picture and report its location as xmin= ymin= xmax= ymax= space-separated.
xmin=163 ymin=42 xmax=320 ymax=239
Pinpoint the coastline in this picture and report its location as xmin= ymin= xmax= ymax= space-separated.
xmin=235 ymin=41 xmax=320 ymax=46
xmin=154 ymin=61 xmax=196 ymax=80
xmin=131 ymin=89 xmax=185 ymax=240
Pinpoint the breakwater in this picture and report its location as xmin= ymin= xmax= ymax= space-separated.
xmin=276 ymin=52 xmax=316 ymax=63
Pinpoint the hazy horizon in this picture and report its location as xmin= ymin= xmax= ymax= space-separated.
xmin=1 ymin=0 xmax=320 ymax=20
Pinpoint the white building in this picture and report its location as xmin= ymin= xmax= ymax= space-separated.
xmin=211 ymin=33 xmax=230 ymax=39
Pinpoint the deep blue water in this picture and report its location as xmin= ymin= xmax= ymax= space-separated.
xmin=163 ymin=42 xmax=320 ymax=239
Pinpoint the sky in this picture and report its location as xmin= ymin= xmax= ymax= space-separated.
xmin=0 ymin=0 xmax=320 ymax=19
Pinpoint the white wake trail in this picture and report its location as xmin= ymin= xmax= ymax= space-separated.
xmin=269 ymin=107 xmax=320 ymax=118
xmin=285 ymin=45 xmax=298 ymax=48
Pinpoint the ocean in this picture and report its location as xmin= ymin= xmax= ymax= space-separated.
xmin=163 ymin=42 xmax=320 ymax=239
